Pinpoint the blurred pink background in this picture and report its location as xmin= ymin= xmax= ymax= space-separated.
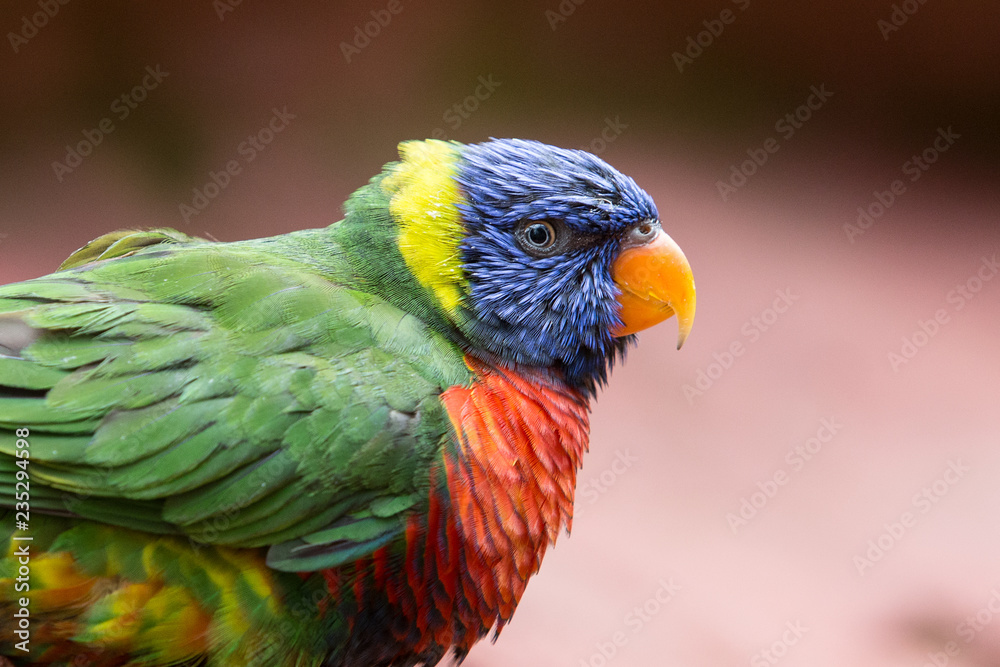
xmin=1 ymin=1 xmax=998 ymax=665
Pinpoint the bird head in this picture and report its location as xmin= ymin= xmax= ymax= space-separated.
xmin=344 ymin=138 xmax=695 ymax=394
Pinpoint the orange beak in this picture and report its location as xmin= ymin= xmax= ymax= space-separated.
xmin=611 ymin=230 xmax=696 ymax=348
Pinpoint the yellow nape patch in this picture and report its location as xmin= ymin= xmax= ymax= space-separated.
xmin=383 ymin=140 xmax=467 ymax=315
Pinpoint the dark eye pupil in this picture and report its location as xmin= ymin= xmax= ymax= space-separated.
xmin=527 ymin=224 xmax=551 ymax=246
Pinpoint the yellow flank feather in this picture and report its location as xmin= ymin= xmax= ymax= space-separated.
xmin=135 ymin=585 xmax=211 ymax=661
xmin=383 ymin=140 xmax=468 ymax=315
xmin=216 ymin=547 xmax=280 ymax=616
xmin=84 ymin=582 xmax=157 ymax=647
xmin=0 ymin=522 xmax=291 ymax=662
xmin=11 ymin=551 xmax=95 ymax=612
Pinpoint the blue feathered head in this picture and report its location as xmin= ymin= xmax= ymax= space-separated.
xmin=374 ymin=138 xmax=695 ymax=395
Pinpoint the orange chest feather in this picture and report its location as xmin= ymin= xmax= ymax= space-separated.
xmin=439 ymin=356 xmax=590 ymax=621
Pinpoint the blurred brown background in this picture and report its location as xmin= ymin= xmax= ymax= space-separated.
xmin=1 ymin=1 xmax=999 ymax=665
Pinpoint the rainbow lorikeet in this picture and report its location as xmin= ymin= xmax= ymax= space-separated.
xmin=0 ymin=138 xmax=695 ymax=666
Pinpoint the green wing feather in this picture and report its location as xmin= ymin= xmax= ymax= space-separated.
xmin=0 ymin=228 xmax=471 ymax=571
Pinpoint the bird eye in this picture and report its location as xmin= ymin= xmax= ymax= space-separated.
xmin=519 ymin=220 xmax=558 ymax=254
xmin=624 ymin=220 xmax=660 ymax=247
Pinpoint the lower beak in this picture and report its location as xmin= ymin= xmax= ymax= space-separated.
xmin=611 ymin=230 xmax=696 ymax=349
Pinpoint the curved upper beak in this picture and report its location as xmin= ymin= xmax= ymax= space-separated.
xmin=611 ymin=229 xmax=696 ymax=349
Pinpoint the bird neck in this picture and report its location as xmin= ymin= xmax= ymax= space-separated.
xmin=437 ymin=354 xmax=591 ymax=628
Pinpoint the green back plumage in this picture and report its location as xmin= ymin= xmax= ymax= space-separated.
xmin=0 ymin=223 xmax=471 ymax=572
